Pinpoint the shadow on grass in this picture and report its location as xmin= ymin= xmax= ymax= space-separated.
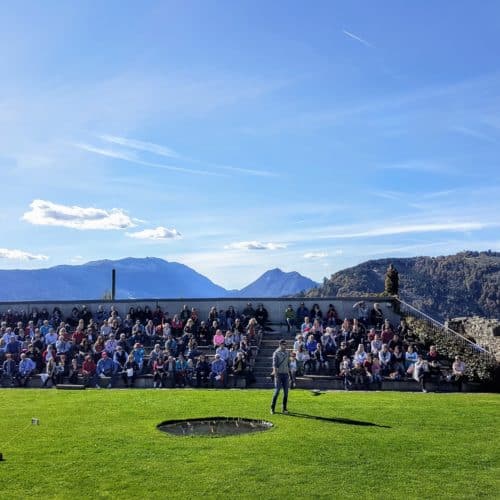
xmin=285 ymin=412 xmax=391 ymax=428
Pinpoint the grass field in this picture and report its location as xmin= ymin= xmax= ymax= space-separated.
xmin=1 ymin=389 xmax=499 ymax=499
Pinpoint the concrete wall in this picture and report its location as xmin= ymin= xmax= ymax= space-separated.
xmin=0 ymin=297 xmax=400 ymax=326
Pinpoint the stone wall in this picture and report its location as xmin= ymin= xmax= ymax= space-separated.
xmin=448 ymin=317 xmax=500 ymax=361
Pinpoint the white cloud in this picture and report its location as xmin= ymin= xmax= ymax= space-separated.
xmin=421 ymin=190 xmax=457 ymax=199
xmin=451 ymin=126 xmax=499 ymax=144
xmin=0 ymin=248 xmax=48 ymax=261
xmin=363 ymin=241 xmax=457 ymax=256
xmin=22 ymin=199 xmax=136 ymax=230
xmin=100 ymin=135 xmax=180 ymax=159
xmin=224 ymin=241 xmax=287 ymax=250
xmin=74 ymin=142 xmax=225 ymax=177
xmin=303 ymin=252 xmax=328 ymax=259
xmin=249 ymin=72 xmax=500 ymax=135
xmin=97 ymin=135 xmax=277 ymax=178
xmin=303 ymin=249 xmax=343 ymax=259
xmin=377 ymin=160 xmax=454 ymax=174
xmin=127 ymin=226 xmax=182 ymax=240
xmin=323 ymin=222 xmax=491 ymax=239
xmin=73 ymin=143 xmax=136 ymax=161
xmin=342 ymin=29 xmax=374 ymax=48
xmin=266 ymin=214 xmax=498 ymax=246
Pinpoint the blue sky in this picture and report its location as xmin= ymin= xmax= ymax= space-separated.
xmin=1 ymin=1 xmax=499 ymax=289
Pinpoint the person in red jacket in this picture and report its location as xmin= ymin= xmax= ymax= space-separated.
xmin=81 ymin=355 xmax=96 ymax=387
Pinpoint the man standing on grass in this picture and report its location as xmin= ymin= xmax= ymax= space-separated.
xmin=270 ymin=339 xmax=290 ymax=414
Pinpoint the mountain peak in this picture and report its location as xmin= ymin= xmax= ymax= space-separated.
xmin=237 ymin=268 xmax=317 ymax=298
xmin=263 ymin=268 xmax=285 ymax=276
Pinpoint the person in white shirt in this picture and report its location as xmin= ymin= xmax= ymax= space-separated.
xmin=451 ymin=356 xmax=466 ymax=391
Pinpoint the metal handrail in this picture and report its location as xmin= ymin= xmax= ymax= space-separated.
xmin=395 ymin=297 xmax=494 ymax=360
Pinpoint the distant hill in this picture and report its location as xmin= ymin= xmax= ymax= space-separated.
xmin=0 ymin=257 xmax=227 ymax=300
xmin=234 ymin=268 xmax=318 ymax=298
xmin=0 ymin=259 xmax=317 ymax=301
xmin=306 ymin=251 xmax=500 ymax=320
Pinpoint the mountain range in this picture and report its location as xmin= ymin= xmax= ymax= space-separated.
xmin=305 ymin=251 xmax=500 ymax=320
xmin=0 ymin=258 xmax=317 ymax=301
xmin=1 ymin=252 xmax=498 ymax=322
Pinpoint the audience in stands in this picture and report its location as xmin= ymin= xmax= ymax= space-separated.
xmin=0 ymin=301 xmax=468 ymax=392
xmin=0 ymin=302 xmax=260 ymax=389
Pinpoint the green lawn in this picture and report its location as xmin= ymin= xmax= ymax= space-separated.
xmin=1 ymin=389 xmax=499 ymax=499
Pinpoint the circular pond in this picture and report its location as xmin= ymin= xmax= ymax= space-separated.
xmin=157 ymin=417 xmax=273 ymax=437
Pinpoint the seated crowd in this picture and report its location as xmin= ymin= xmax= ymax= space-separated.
xmin=285 ymin=301 xmax=467 ymax=392
xmin=0 ymin=302 xmax=266 ymax=389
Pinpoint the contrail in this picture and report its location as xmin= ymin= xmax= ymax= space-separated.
xmin=342 ymin=29 xmax=374 ymax=48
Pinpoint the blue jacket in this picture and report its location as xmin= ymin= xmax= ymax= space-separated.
xmin=18 ymin=357 xmax=36 ymax=376
xmin=211 ymin=359 xmax=226 ymax=375
xmin=97 ymin=357 xmax=116 ymax=376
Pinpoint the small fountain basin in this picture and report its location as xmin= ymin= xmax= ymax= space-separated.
xmin=157 ymin=417 xmax=273 ymax=437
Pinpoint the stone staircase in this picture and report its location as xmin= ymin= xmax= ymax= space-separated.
xmin=253 ymin=324 xmax=294 ymax=389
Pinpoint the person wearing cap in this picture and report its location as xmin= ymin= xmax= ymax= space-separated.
xmin=270 ymin=340 xmax=291 ymax=414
